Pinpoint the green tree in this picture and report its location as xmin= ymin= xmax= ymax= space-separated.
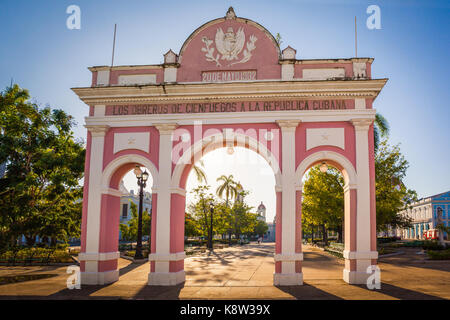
xmin=192 ymin=160 xmax=207 ymax=184
xmin=302 ymin=166 xmax=345 ymax=245
xmin=254 ymin=220 xmax=269 ymax=238
xmin=216 ymin=174 xmax=238 ymax=207
xmin=188 ymin=185 xmax=215 ymax=240
xmin=185 ymin=212 xmax=200 ymax=237
xmin=374 ymin=113 xmax=390 ymax=152
xmin=0 ymin=84 xmax=85 ymax=248
xmin=229 ymin=190 xmax=257 ymax=241
xmin=375 ymin=140 xmax=416 ymax=232
xmin=119 ymin=201 xmax=151 ymax=242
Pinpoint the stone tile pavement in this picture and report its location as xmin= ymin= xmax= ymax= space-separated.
xmin=0 ymin=243 xmax=449 ymax=300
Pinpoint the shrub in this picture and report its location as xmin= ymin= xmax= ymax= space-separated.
xmin=377 ymin=237 xmax=399 ymax=244
xmin=427 ymin=249 xmax=450 ymax=260
xmin=422 ymin=240 xmax=445 ymax=251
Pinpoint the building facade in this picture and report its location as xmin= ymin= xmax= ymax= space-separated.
xmin=118 ymin=181 xmax=152 ymax=240
xmin=397 ymin=191 xmax=450 ymax=240
xmin=73 ymin=7 xmax=385 ymax=286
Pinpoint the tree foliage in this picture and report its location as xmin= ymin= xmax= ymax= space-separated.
xmin=187 ymin=184 xmax=259 ymax=242
xmin=375 ymin=140 xmax=416 ymax=231
xmin=119 ymin=201 xmax=151 ymax=241
xmin=0 ymin=84 xmax=85 ymax=249
xmin=302 ymin=166 xmax=344 ymax=244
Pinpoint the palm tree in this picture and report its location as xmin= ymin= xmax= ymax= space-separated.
xmin=216 ymin=174 xmax=238 ymax=207
xmin=192 ymin=160 xmax=207 ymax=184
xmin=374 ymin=113 xmax=390 ymax=152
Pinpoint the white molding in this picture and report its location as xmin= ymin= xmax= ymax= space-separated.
xmin=306 ymin=127 xmax=345 ymax=150
xmin=343 ymin=250 xmax=378 ymax=260
xmin=93 ymin=105 xmax=106 ymax=117
xmin=72 ymin=79 xmax=387 ymax=105
xmin=113 ymin=132 xmax=150 ymax=154
xmin=355 ymin=98 xmax=366 ymax=110
xmin=96 ymin=70 xmax=110 ymax=86
xmin=118 ymin=74 xmax=157 ymax=86
xmin=101 ymin=188 xmax=124 ymax=197
xmin=295 ymin=151 xmax=357 ymax=189
xmin=302 ymin=68 xmax=345 ymax=80
xmin=273 ymin=272 xmax=303 ymax=286
xmin=170 ymin=187 xmax=186 ymax=196
xmin=78 ymin=251 xmax=120 ymax=261
xmin=281 ymin=64 xmax=294 ymax=80
xmin=80 ymin=270 xmax=119 ymax=285
xmin=148 ymin=270 xmax=185 ymax=286
xmin=274 ymin=253 xmax=303 ymax=262
xmin=101 ymin=154 xmax=159 ymax=190
xmin=148 ymin=252 xmax=186 ymax=262
xmin=164 ymin=67 xmax=177 ymax=83
xmin=85 ymin=125 xmax=109 ymax=137
xmin=343 ymin=268 xmax=373 ymax=285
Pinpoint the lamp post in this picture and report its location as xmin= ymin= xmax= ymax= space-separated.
xmin=208 ymin=201 xmax=214 ymax=250
xmin=133 ymin=165 xmax=149 ymax=260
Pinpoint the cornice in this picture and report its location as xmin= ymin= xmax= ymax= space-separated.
xmin=72 ymin=79 xmax=388 ymax=105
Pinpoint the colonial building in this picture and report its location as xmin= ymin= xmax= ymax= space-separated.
xmin=256 ymin=201 xmax=266 ymax=221
xmin=118 ymin=181 xmax=152 ymax=240
xmin=397 ymin=191 xmax=450 ymax=240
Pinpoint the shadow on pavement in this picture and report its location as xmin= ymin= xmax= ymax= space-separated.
xmin=357 ymin=282 xmax=446 ymax=300
xmin=276 ymin=282 xmax=343 ymax=300
xmin=119 ymin=261 xmax=146 ymax=277
xmin=133 ymin=283 xmax=185 ymax=300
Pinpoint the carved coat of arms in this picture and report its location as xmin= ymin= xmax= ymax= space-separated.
xmin=201 ymin=27 xmax=257 ymax=67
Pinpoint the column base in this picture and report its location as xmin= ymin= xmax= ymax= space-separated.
xmin=273 ymin=272 xmax=303 ymax=286
xmin=80 ymin=269 xmax=119 ymax=285
xmin=148 ymin=270 xmax=185 ymax=286
xmin=343 ymin=269 xmax=370 ymax=284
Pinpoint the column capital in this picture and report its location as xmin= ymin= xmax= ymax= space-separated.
xmin=155 ymin=123 xmax=178 ymax=134
xmin=85 ymin=125 xmax=109 ymax=137
xmin=276 ymin=120 xmax=300 ymax=131
xmin=350 ymin=118 xmax=373 ymax=131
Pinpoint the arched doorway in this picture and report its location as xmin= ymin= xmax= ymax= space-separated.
xmin=79 ymin=152 xmax=158 ymax=285
xmin=295 ymin=150 xmax=377 ymax=284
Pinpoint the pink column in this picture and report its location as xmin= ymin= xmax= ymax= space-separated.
xmin=344 ymin=188 xmax=357 ymax=274
xmin=150 ymin=193 xmax=158 ymax=273
xmin=169 ymin=193 xmax=186 ymax=273
xmin=369 ymin=124 xmax=378 ymax=266
xmin=295 ymin=190 xmax=303 ymax=273
xmin=98 ymin=194 xmax=120 ymax=273
xmin=275 ymin=191 xmax=282 ymax=274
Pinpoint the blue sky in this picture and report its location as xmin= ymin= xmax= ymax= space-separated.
xmin=1 ymin=1 xmax=449 ymax=220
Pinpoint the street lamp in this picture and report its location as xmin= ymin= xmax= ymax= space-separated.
xmin=208 ymin=201 xmax=214 ymax=250
xmin=319 ymin=162 xmax=328 ymax=173
xmin=133 ymin=165 xmax=149 ymax=260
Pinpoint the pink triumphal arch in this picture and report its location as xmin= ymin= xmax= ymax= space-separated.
xmin=73 ymin=8 xmax=386 ymax=286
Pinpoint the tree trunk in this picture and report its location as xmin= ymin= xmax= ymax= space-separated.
xmin=25 ymin=235 xmax=35 ymax=247
xmin=321 ymin=225 xmax=328 ymax=246
xmin=337 ymin=225 xmax=343 ymax=243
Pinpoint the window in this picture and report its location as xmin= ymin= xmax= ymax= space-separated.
xmin=122 ymin=204 xmax=128 ymax=218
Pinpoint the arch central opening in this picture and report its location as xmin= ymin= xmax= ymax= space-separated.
xmin=182 ymin=145 xmax=277 ymax=285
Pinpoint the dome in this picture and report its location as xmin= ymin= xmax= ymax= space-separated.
xmin=258 ymin=201 xmax=266 ymax=210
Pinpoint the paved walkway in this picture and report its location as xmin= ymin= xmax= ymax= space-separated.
xmin=0 ymin=243 xmax=449 ymax=299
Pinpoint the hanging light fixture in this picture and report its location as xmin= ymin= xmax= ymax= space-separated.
xmin=319 ymin=162 xmax=328 ymax=173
